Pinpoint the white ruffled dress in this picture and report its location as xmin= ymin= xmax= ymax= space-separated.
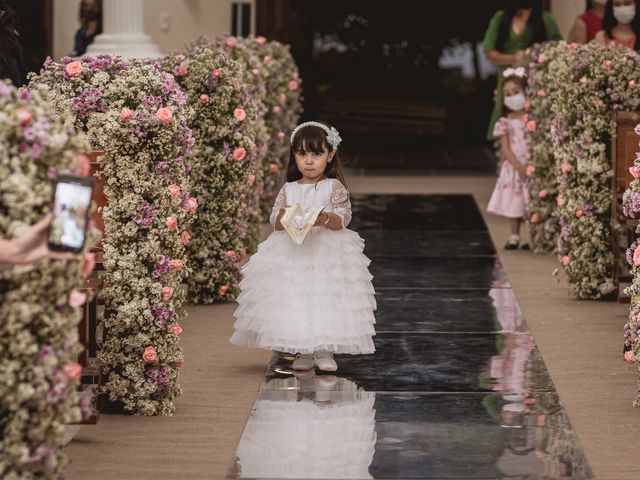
xmin=230 ymin=178 xmax=376 ymax=354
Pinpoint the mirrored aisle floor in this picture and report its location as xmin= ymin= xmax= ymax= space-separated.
xmin=227 ymin=194 xmax=593 ymax=480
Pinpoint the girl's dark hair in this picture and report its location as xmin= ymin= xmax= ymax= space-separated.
xmin=501 ymin=75 xmax=527 ymax=117
xmin=587 ymin=0 xmax=593 ymax=9
xmin=287 ymin=124 xmax=347 ymax=187
xmin=602 ymin=0 xmax=640 ymax=50
xmin=496 ymin=0 xmax=548 ymax=51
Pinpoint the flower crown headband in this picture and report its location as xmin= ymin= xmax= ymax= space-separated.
xmin=503 ymin=66 xmax=526 ymax=79
xmin=290 ymin=121 xmax=342 ymax=151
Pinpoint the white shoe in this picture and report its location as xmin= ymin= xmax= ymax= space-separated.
xmin=292 ymin=353 xmax=314 ymax=371
xmin=314 ymin=351 xmax=337 ymax=372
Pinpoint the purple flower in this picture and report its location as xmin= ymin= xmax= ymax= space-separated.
xmin=142 ymin=95 xmax=162 ymax=108
xmin=72 ymin=88 xmax=107 ymax=119
xmin=623 ymin=190 xmax=640 ymax=218
xmin=29 ymin=444 xmax=51 ymax=466
xmin=133 ymin=200 xmax=155 ymax=228
xmin=627 ymin=240 xmax=638 ymax=266
xmin=151 ymin=305 xmax=173 ymax=326
xmin=145 ymin=365 xmax=171 ymax=390
xmin=152 ymin=255 xmax=172 ymax=279
xmin=19 ymin=89 xmax=33 ymax=101
xmin=47 ymin=166 xmax=57 ymax=178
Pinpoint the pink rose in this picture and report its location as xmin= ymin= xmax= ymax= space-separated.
xmin=580 ymin=76 xmax=587 ymax=85
xmin=538 ymin=190 xmax=547 ymax=198
xmin=263 ymin=55 xmax=272 ymax=63
xmin=634 ymin=246 xmax=640 ymax=266
xmin=82 ymin=252 xmax=96 ymax=277
xmin=226 ymin=250 xmax=237 ymax=260
xmin=269 ymin=163 xmax=279 ymax=173
xmin=561 ymin=163 xmax=572 ymax=174
xmin=226 ymin=36 xmax=238 ymax=47
xmin=630 ymin=80 xmax=637 ymax=90
xmin=161 ymin=286 xmax=174 ymax=301
xmin=155 ymin=107 xmax=173 ymax=125
xmin=625 ymin=351 xmax=636 ymax=364
xmin=272 ymin=105 xmax=281 ymax=113
xmin=168 ymin=184 xmax=181 ymax=198
xmin=233 ymin=147 xmax=247 ymax=161
xmin=63 ymin=363 xmax=82 ymax=381
xmin=181 ymin=231 xmax=191 ymax=245
xmin=603 ymin=60 xmax=612 ymax=70
xmin=69 ymin=290 xmax=87 ymax=308
xmin=538 ymin=54 xmax=546 ymax=63
xmin=212 ymin=68 xmax=221 ymax=77
xmin=526 ymin=120 xmax=536 ymax=132
xmin=120 ymin=107 xmax=134 ymax=122
xmin=177 ymin=64 xmax=189 ymax=76
xmin=234 ymin=108 xmax=247 ymax=121
xmin=630 ymin=166 xmax=640 ymax=178
xmin=218 ymin=284 xmax=229 ymax=296
xmin=280 ymin=93 xmax=286 ymax=102
xmin=288 ymin=80 xmax=299 ymax=90
xmin=557 ymin=196 xmax=566 ymax=207
xmin=143 ymin=346 xmax=158 ymax=363
xmin=172 ymin=323 xmax=183 ymax=336
xmin=16 ymin=108 xmax=32 ymax=126
xmin=252 ymin=68 xmax=260 ymax=76
xmin=171 ymin=259 xmax=184 ymax=270
xmin=568 ymin=42 xmax=579 ymax=50
xmin=575 ymin=210 xmax=583 ymax=218
xmin=537 ymin=89 xmax=546 ymax=97
xmin=247 ymin=174 xmax=256 ymax=185
xmin=186 ymin=197 xmax=198 ymax=214
xmin=166 ymin=216 xmax=177 ymax=230
xmin=530 ymin=213 xmax=540 ymax=223
xmin=277 ymin=131 xmax=285 ymax=140
xmin=199 ymin=94 xmax=209 ymax=104
xmin=256 ymin=36 xmax=267 ymax=45
xmin=526 ymin=165 xmax=535 ymax=176
xmin=561 ymin=255 xmax=570 ymax=267
xmin=65 ymin=61 xmax=83 ymax=77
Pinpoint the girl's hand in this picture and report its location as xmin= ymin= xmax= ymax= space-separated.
xmin=315 ymin=212 xmax=330 ymax=226
xmin=516 ymin=164 xmax=528 ymax=179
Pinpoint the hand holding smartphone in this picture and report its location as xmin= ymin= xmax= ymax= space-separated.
xmin=48 ymin=174 xmax=95 ymax=253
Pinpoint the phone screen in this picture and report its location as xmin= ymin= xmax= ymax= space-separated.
xmin=48 ymin=177 xmax=94 ymax=252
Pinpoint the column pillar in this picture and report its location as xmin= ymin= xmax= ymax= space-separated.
xmin=85 ymin=0 xmax=162 ymax=59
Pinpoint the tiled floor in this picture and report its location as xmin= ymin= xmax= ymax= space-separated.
xmin=227 ymin=194 xmax=592 ymax=479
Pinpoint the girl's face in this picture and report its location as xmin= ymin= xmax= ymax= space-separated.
xmin=503 ymin=79 xmax=527 ymax=112
xmin=294 ymin=143 xmax=335 ymax=181
xmin=503 ymin=80 xmax=524 ymax=98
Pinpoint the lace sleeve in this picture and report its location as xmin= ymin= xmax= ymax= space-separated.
xmin=330 ymin=180 xmax=352 ymax=227
xmin=269 ymin=184 xmax=287 ymax=226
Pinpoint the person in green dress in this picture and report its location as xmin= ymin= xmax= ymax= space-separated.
xmin=483 ymin=0 xmax=562 ymax=141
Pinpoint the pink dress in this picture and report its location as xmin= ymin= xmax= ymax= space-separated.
xmin=487 ymin=116 xmax=530 ymax=219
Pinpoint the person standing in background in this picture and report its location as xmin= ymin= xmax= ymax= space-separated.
xmin=72 ymin=0 xmax=102 ymax=56
xmin=595 ymin=0 xmax=640 ymax=50
xmin=483 ymin=0 xmax=561 ymax=142
xmin=568 ymin=0 xmax=606 ymax=44
xmin=0 ymin=0 xmax=25 ymax=86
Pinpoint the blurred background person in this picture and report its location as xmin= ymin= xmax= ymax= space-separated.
xmin=595 ymin=0 xmax=640 ymax=49
xmin=72 ymin=0 xmax=102 ymax=56
xmin=568 ymin=0 xmax=606 ymax=44
xmin=0 ymin=0 xmax=25 ymax=85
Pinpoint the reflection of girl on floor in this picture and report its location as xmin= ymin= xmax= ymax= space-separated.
xmin=232 ymin=374 xmax=376 ymax=479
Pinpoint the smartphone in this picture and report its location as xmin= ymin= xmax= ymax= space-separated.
xmin=48 ymin=174 xmax=95 ymax=253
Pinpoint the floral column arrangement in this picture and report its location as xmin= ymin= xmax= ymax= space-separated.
xmin=163 ymin=38 xmax=261 ymax=304
xmin=549 ymin=42 xmax=640 ymax=299
xmin=29 ymin=56 xmax=194 ymax=415
xmin=0 ymin=82 xmax=96 ymax=479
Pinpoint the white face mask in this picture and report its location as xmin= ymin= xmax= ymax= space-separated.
xmin=614 ymin=5 xmax=636 ymax=25
xmin=504 ymin=92 xmax=526 ymax=112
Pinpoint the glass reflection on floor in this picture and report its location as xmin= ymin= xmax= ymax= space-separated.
xmin=231 ymin=373 xmax=376 ymax=479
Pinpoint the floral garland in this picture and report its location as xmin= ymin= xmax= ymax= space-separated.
xmin=524 ymin=41 xmax=564 ymax=254
xmin=163 ymin=38 xmax=262 ymax=304
xmin=541 ymin=42 xmax=640 ymax=299
xmin=622 ymin=123 xmax=640 ymax=406
xmin=0 ymin=82 xmax=95 ymax=478
xmin=219 ymin=35 xmax=303 ymax=219
xmin=29 ymin=57 xmax=194 ymax=415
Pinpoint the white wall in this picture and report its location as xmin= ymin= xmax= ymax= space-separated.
xmin=53 ymin=0 xmax=255 ymax=61
xmin=551 ymin=0 xmax=587 ymax=39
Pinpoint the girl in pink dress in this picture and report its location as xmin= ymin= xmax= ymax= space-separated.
xmin=487 ymin=69 xmax=531 ymax=250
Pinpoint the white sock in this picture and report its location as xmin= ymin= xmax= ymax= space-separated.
xmin=508 ymin=234 xmax=520 ymax=243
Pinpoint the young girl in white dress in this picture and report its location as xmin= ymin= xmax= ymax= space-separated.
xmin=230 ymin=122 xmax=376 ymax=371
